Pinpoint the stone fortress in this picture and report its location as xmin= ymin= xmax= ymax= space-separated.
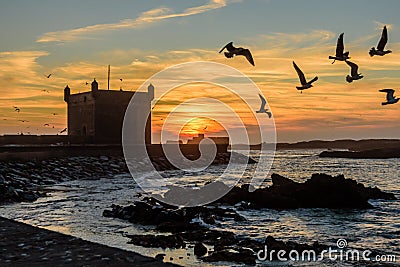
xmin=64 ymin=79 xmax=153 ymax=144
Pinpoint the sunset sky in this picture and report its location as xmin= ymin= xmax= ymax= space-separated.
xmin=1 ymin=0 xmax=400 ymax=143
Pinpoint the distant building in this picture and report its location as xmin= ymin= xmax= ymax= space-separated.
xmin=64 ymin=79 xmax=154 ymax=144
xmin=166 ymin=140 xmax=183 ymax=144
xmin=187 ymin=134 xmax=229 ymax=145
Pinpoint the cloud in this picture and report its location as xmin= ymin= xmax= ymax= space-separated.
xmin=373 ymin=20 xmax=393 ymax=31
xmin=4 ymin=24 xmax=400 ymax=139
xmin=36 ymin=0 xmax=233 ymax=43
xmin=0 ymin=51 xmax=50 ymax=95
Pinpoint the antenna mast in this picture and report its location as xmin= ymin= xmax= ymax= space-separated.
xmin=107 ymin=65 xmax=110 ymax=90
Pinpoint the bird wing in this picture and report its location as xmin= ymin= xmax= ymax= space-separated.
xmin=336 ymin=33 xmax=345 ymax=57
xmin=240 ymin=49 xmax=255 ymax=66
xmin=258 ymin=94 xmax=267 ymax=110
xmin=377 ymin=26 xmax=388 ymax=51
xmin=380 ymin=89 xmax=395 ymax=101
xmin=346 ymin=61 xmax=359 ymax=76
xmin=293 ymin=61 xmax=306 ymax=85
xmin=308 ymin=76 xmax=318 ymax=84
xmin=219 ymin=42 xmax=235 ymax=53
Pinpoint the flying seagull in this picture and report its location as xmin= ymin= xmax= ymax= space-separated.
xmin=219 ymin=42 xmax=255 ymax=66
xmin=41 ymin=89 xmax=50 ymax=93
xmin=293 ymin=61 xmax=318 ymax=93
xmin=379 ymin=89 xmax=399 ymax=105
xmin=370 ymin=26 xmax=392 ymax=57
xmin=59 ymin=128 xmax=67 ymax=134
xmin=256 ymin=94 xmax=272 ymax=118
xmin=44 ymin=74 xmax=52 ymax=78
xmin=345 ymin=61 xmax=364 ymax=83
xmin=13 ymin=106 xmax=20 ymax=112
xmin=329 ymin=33 xmax=350 ymax=64
xmin=43 ymin=123 xmax=50 ymax=126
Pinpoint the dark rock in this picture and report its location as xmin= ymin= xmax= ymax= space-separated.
xmin=194 ymin=242 xmax=207 ymax=257
xmin=218 ymin=173 xmax=395 ymax=209
xmin=319 ymin=147 xmax=400 ymax=159
xmin=103 ymin=199 xmax=246 ymax=231
xmin=0 ymin=156 xmax=134 ymax=204
xmin=155 ymin=253 xmax=166 ymax=262
xmin=203 ymin=248 xmax=255 ymax=265
xmin=127 ymin=234 xmax=184 ymax=249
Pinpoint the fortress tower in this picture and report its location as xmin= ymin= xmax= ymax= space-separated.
xmin=64 ymin=80 xmax=154 ymax=144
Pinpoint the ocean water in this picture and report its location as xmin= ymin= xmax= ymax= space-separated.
xmin=0 ymin=149 xmax=399 ymax=266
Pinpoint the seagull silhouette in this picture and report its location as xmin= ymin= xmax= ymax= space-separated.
xmin=41 ymin=89 xmax=50 ymax=93
xmin=59 ymin=128 xmax=67 ymax=134
xmin=43 ymin=123 xmax=50 ymax=126
xmin=13 ymin=107 xmax=20 ymax=113
xmin=345 ymin=61 xmax=364 ymax=83
xmin=329 ymin=33 xmax=350 ymax=64
xmin=379 ymin=89 xmax=399 ymax=105
xmin=370 ymin=26 xmax=392 ymax=57
xmin=44 ymin=74 xmax=52 ymax=78
xmin=256 ymin=94 xmax=272 ymax=118
xmin=293 ymin=61 xmax=318 ymax=93
xmin=219 ymin=42 xmax=255 ymax=66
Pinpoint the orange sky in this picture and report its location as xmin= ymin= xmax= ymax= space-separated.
xmin=1 ymin=26 xmax=400 ymax=142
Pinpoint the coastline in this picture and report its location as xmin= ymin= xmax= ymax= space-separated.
xmin=1 ymin=149 xmax=399 ymax=266
xmin=319 ymin=147 xmax=400 ymax=159
xmin=0 ymin=216 xmax=178 ymax=267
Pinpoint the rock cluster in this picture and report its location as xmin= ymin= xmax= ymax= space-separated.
xmin=0 ymin=156 xmax=127 ymax=204
xmin=103 ymin=173 xmax=396 ymax=265
xmin=103 ymin=196 xmax=324 ymax=265
xmin=0 ymin=152 xmax=253 ymax=204
xmin=219 ymin=173 xmax=396 ymax=209
xmin=319 ymin=147 xmax=400 ymax=159
xmin=145 ymin=151 xmax=256 ymax=171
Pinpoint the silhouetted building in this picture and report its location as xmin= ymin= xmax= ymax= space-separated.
xmin=166 ymin=140 xmax=183 ymax=144
xmin=187 ymin=134 xmax=229 ymax=145
xmin=64 ymin=79 xmax=154 ymax=144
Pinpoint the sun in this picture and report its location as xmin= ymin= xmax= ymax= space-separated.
xmin=179 ymin=117 xmax=227 ymax=140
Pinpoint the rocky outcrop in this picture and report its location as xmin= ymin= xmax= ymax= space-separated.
xmin=0 ymin=156 xmax=128 ymax=204
xmin=219 ymin=173 xmax=396 ymax=209
xmin=103 ymin=198 xmax=245 ymax=228
xmin=103 ymin=173 xmax=396 ymax=265
xmin=319 ymin=147 xmax=400 ymax=159
xmin=0 ymin=152 xmax=255 ymax=204
xmin=103 ymin=195 xmax=326 ymax=265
